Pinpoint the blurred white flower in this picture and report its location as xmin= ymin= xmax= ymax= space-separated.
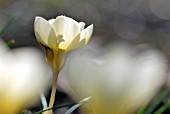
xmin=59 ymin=43 xmax=168 ymax=114
xmin=0 ymin=40 xmax=51 ymax=114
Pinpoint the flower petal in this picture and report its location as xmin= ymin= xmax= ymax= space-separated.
xmin=80 ymin=24 xmax=93 ymax=45
xmin=34 ymin=16 xmax=54 ymax=46
xmin=48 ymin=28 xmax=58 ymax=49
xmin=48 ymin=19 xmax=55 ymax=25
xmin=79 ymin=22 xmax=85 ymax=31
xmin=66 ymin=34 xmax=86 ymax=51
xmin=52 ymin=16 xmax=80 ymax=48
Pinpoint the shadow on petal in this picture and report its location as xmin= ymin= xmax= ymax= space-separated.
xmin=66 ymin=34 xmax=86 ymax=51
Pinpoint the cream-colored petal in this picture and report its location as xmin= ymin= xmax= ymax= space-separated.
xmin=34 ymin=16 xmax=53 ymax=45
xmin=48 ymin=19 xmax=55 ymax=25
xmin=34 ymin=17 xmax=47 ymax=45
xmin=48 ymin=28 xmax=58 ymax=49
xmin=52 ymin=16 xmax=80 ymax=48
xmin=34 ymin=31 xmax=47 ymax=46
xmin=80 ymin=24 xmax=93 ymax=45
xmin=79 ymin=22 xmax=85 ymax=31
xmin=66 ymin=34 xmax=86 ymax=51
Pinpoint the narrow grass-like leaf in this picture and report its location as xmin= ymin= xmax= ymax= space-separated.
xmin=40 ymin=92 xmax=48 ymax=109
xmin=78 ymin=96 xmax=92 ymax=103
xmin=143 ymin=87 xmax=170 ymax=114
xmin=65 ymin=96 xmax=92 ymax=114
xmin=34 ymin=96 xmax=92 ymax=114
xmin=137 ymin=102 xmax=149 ymax=114
xmin=34 ymin=102 xmax=76 ymax=114
xmin=153 ymin=99 xmax=170 ymax=114
xmin=0 ymin=16 xmax=16 ymax=35
xmin=65 ymin=103 xmax=82 ymax=114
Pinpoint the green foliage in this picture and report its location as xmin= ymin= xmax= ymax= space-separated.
xmin=34 ymin=97 xmax=91 ymax=114
xmin=6 ymin=39 xmax=15 ymax=47
xmin=153 ymin=99 xmax=170 ymax=114
xmin=0 ymin=16 xmax=16 ymax=35
xmin=137 ymin=87 xmax=170 ymax=114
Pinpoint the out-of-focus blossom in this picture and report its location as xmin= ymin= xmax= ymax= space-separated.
xmin=59 ymin=43 xmax=168 ymax=114
xmin=34 ymin=15 xmax=93 ymax=69
xmin=0 ymin=40 xmax=51 ymax=114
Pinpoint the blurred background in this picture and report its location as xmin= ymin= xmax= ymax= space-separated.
xmin=1 ymin=0 xmax=170 ymax=55
xmin=1 ymin=0 xmax=170 ymax=113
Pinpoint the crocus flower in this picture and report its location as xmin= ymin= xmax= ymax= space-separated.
xmin=34 ymin=15 xmax=93 ymax=69
xmin=59 ymin=43 xmax=168 ymax=114
xmin=34 ymin=15 xmax=93 ymax=113
xmin=0 ymin=40 xmax=50 ymax=114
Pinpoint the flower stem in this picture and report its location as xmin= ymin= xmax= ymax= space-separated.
xmin=49 ymin=69 xmax=59 ymax=113
xmin=43 ymin=49 xmax=65 ymax=114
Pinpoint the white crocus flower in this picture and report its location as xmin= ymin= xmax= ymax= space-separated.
xmin=0 ymin=40 xmax=50 ymax=114
xmin=34 ymin=15 xmax=93 ymax=113
xmin=34 ymin=15 xmax=93 ymax=70
xmin=59 ymin=43 xmax=168 ymax=114
xmin=34 ymin=15 xmax=93 ymax=51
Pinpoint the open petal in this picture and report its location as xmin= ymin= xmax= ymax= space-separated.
xmin=80 ymin=24 xmax=93 ymax=45
xmin=34 ymin=31 xmax=47 ymax=46
xmin=48 ymin=28 xmax=58 ymax=49
xmin=34 ymin=16 xmax=54 ymax=46
xmin=48 ymin=19 xmax=55 ymax=25
xmin=66 ymin=34 xmax=86 ymax=51
xmin=52 ymin=16 xmax=80 ymax=47
xmin=79 ymin=22 xmax=85 ymax=31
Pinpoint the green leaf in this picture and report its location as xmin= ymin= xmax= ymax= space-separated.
xmin=6 ymin=39 xmax=15 ymax=47
xmin=33 ymin=96 xmax=92 ymax=114
xmin=65 ymin=103 xmax=82 ymax=114
xmin=65 ymin=96 xmax=92 ymax=114
xmin=34 ymin=103 xmax=76 ymax=114
xmin=143 ymin=87 xmax=170 ymax=114
xmin=0 ymin=16 xmax=16 ymax=35
xmin=40 ymin=92 xmax=48 ymax=109
xmin=137 ymin=102 xmax=149 ymax=114
xmin=153 ymin=99 xmax=170 ymax=114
